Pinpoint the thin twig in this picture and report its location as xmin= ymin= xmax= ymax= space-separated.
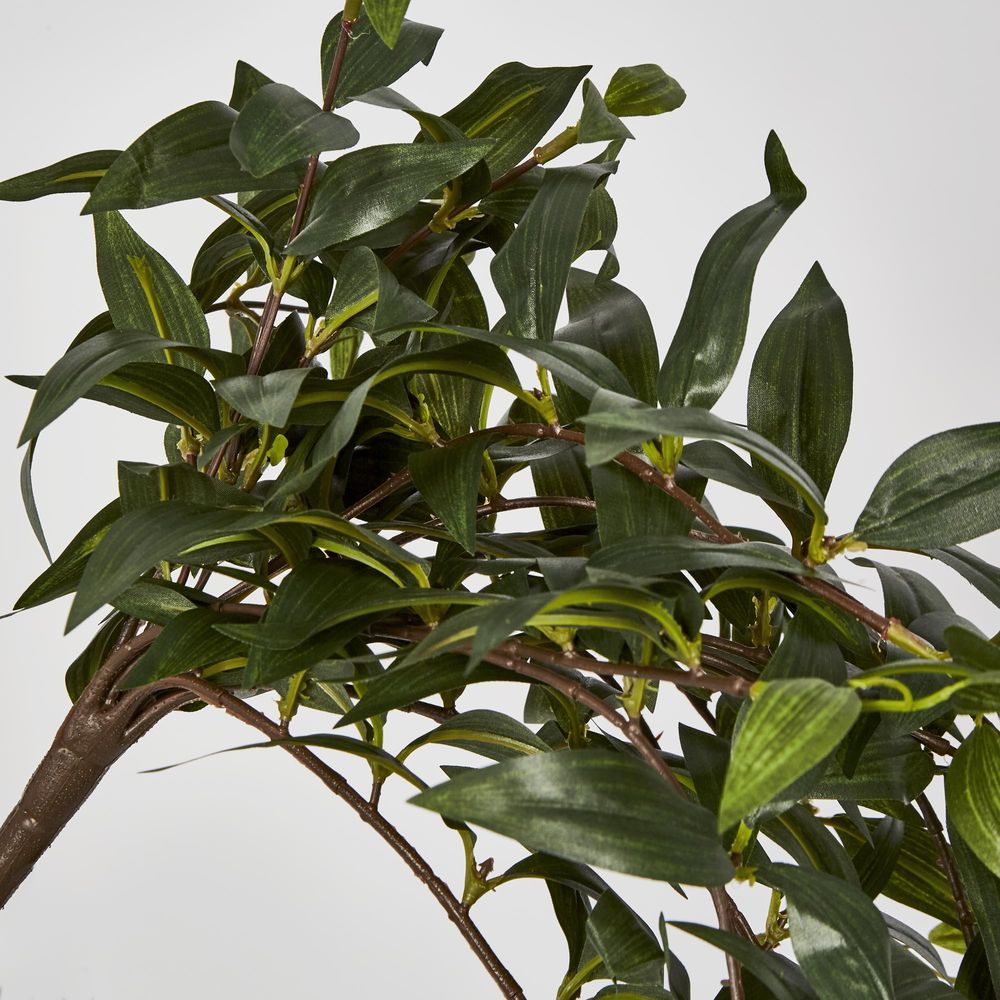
xmin=914 ymin=793 xmax=976 ymax=946
xmin=710 ymin=887 xmax=747 ymax=999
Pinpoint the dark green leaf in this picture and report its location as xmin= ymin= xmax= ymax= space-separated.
xmin=857 ymin=559 xmax=953 ymax=625
xmin=287 ymin=140 xmax=493 ymax=255
xmin=719 ymin=679 xmax=860 ymax=830
xmin=442 ymin=62 xmax=589 ymax=176
xmin=84 ymin=102 xmax=303 ymax=212
xmin=949 ymin=818 xmax=1000 ymax=989
xmin=14 ymin=500 xmax=120 ymax=610
xmin=581 ymin=401 xmax=825 ymax=520
xmin=412 ymin=750 xmax=733 ymax=885
xmin=228 ymin=60 xmax=273 ymax=112
xmin=364 ymin=0 xmax=411 ymax=47
xmin=586 ymin=890 xmax=663 ymax=983
xmin=854 ymin=423 xmax=1000 ymax=549
xmin=215 ymin=368 xmax=314 ymax=427
xmin=658 ymin=131 xmax=806 ymax=410
xmin=946 ymin=726 xmax=1000 ymax=880
xmin=762 ymin=863 xmax=892 ymax=1000
xmin=398 ymin=709 xmax=548 ymax=763
xmin=579 ymin=80 xmax=634 ymax=143
xmin=679 ymin=440 xmax=789 ymax=508
xmin=605 ymin=65 xmax=686 ymax=118
xmin=19 ymin=438 xmax=50 ymax=560
xmin=670 ymin=923 xmax=815 ymax=1000
xmin=926 ymin=546 xmax=1000 ymax=607
xmin=321 ymin=12 xmax=442 ymax=109
xmin=408 ymin=436 xmax=489 ymax=554
xmin=747 ymin=262 xmax=852 ymax=503
xmin=110 ymin=579 xmax=200 ymax=625
xmin=0 ymin=149 xmax=121 ymax=201
xmin=813 ymin=736 xmax=934 ymax=803
xmin=592 ymin=465 xmax=691 ymax=547
xmin=763 ymin=611 xmax=847 ymax=683
xmin=94 ymin=211 xmax=211 ymax=371
xmin=230 ymin=83 xmax=359 ymax=177
xmin=890 ymin=944 xmax=960 ymax=1000
xmin=851 ymin=816 xmax=905 ymax=897
xmin=65 ymin=614 xmax=127 ymax=703
xmin=492 ymin=162 xmax=616 ymax=341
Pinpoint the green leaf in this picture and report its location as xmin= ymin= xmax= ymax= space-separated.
xmin=586 ymin=890 xmax=663 ymax=984
xmin=718 ymin=679 xmax=860 ymax=830
xmin=492 ymin=162 xmax=616 ymax=341
xmin=811 ymin=736 xmax=934 ymax=803
xmin=604 ymin=65 xmax=686 ymax=118
xmin=854 ymin=423 xmax=1000 ymax=549
xmin=121 ymin=608 xmax=251 ymax=688
xmin=0 ymin=149 xmax=121 ymax=201
xmin=946 ymin=726 xmax=1000 ymax=880
xmin=927 ymin=546 xmax=1000 ymax=607
xmin=670 ymin=923 xmax=814 ymax=1000
xmin=18 ymin=330 xmax=219 ymax=444
xmin=889 ymin=945 xmax=961 ymax=1000
xmin=949 ymin=819 xmax=1000 ymax=988
xmin=228 ymin=60 xmax=273 ymax=112
xmin=110 ymin=579 xmax=200 ymax=625
xmin=658 ymin=131 xmax=806 ymax=410
xmin=747 ymin=262 xmax=852 ymax=503
xmin=84 ymin=102 xmax=303 ymax=212
xmin=408 ymin=436 xmax=489 ymax=554
xmin=857 ymin=559 xmax=952 ymax=625
xmin=214 ymin=368 xmax=314 ymax=428
xmin=94 ymin=211 xmax=211 ymax=371
xmin=442 ymin=62 xmax=589 ymax=177
xmin=579 ymin=80 xmax=634 ymax=143
xmin=762 ymin=863 xmax=893 ymax=1000
xmin=364 ymin=0 xmax=411 ymax=47
xmin=588 ymin=535 xmax=805 ymax=582
xmin=679 ymin=440 xmax=789 ymax=508
xmin=278 ymin=735 xmax=425 ymax=788
xmin=65 ymin=614 xmax=127 ymax=703
xmin=581 ymin=400 xmax=826 ymax=521
xmin=412 ymin=750 xmax=733 ymax=886
xmin=14 ymin=500 xmax=120 ymax=610
xmin=230 ymin=83 xmax=359 ymax=178
xmin=398 ymin=709 xmax=548 ymax=763
xmin=592 ymin=465 xmax=691 ymax=547
xmin=286 ymin=139 xmax=493 ymax=255
xmin=321 ymin=12 xmax=442 ymax=109
xmin=19 ymin=438 xmax=50 ymax=560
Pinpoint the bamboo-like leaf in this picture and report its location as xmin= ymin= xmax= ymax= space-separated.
xmin=762 ymin=863 xmax=893 ymax=1000
xmin=492 ymin=162 xmax=616 ymax=341
xmin=408 ymin=436 xmax=489 ymax=554
xmin=94 ymin=211 xmax=212 ymax=372
xmin=19 ymin=438 xmax=50 ymax=560
xmin=854 ymin=423 xmax=1000 ymax=548
xmin=230 ymin=83 xmax=359 ymax=177
xmin=948 ymin=818 xmax=1000 ymax=989
xmin=604 ymin=65 xmax=686 ymax=118
xmin=927 ymin=545 xmax=1000 ymax=607
xmin=586 ymin=890 xmax=663 ymax=984
xmin=0 ymin=149 xmax=121 ymax=201
xmin=442 ymin=62 xmax=589 ymax=177
xmin=215 ymin=368 xmax=314 ymax=428
xmin=579 ymin=80 xmax=634 ymax=143
xmin=84 ymin=102 xmax=303 ymax=212
xmin=412 ymin=751 xmax=733 ymax=885
xmin=15 ymin=500 xmax=120 ymax=610
xmin=321 ymin=11 xmax=442 ymax=109
xmin=363 ymin=0 xmax=411 ymax=47
xmin=658 ymin=131 xmax=806 ymax=409
xmin=581 ymin=400 xmax=826 ymax=520
xmin=857 ymin=559 xmax=952 ymax=625
xmin=286 ymin=140 xmax=493 ymax=255
xmin=946 ymin=725 xmax=1000 ymax=880
xmin=747 ymin=262 xmax=853 ymax=503
xmin=718 ymin=679 xmax=861 ymax=830
xmin=398 ymin=709 xmax=548 ymax=763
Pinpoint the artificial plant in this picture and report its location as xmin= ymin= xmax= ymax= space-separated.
xmin=2 ymin=2 xmax=1000 ymax=998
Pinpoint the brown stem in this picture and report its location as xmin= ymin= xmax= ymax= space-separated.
xmin=710 ymin=886 xmax=746 ymax=1000
xmin=245 ymin=11 xmax=357 ymax=377
xmin=143 ymin=676 xmax=524 ymax=998
xmin=914 ymin=793 xmax=976 ymax=946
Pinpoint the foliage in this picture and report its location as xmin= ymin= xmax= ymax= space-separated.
xmin=2 ymin=3 xmax=999 ymax=998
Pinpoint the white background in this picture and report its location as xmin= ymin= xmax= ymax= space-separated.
xmin=1 ymin=2 xmax=998 ymax=997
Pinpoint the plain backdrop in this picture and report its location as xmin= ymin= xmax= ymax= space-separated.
xmin=1 ymin=2 xmax=999 ymax=997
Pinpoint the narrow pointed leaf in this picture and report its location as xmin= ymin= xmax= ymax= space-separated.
xmin=321 ymin=12 xmax=442 ymax=109
xmin=605 ymin=65 xmax=686 ymax=118
xmin=230 ymin=83 xmax=359 ymax=177
xmin=579 ymin=80 xmax=634 ymax=143
xmin=364 ymin=0 xmax=411 ymax=47
xmin=492 ymin=162 xmax=616 ymax=341
xmin=658 ymin=131 xmax=806 ymax=409
xmin=927 ymin=546 xmax=1000 ymax=606
xmin=215 ymin=368 xmax=314 ymax=428
xmin=412 ymin=751 xmax=733 ymax=885
xmin=762 ymin=863 xmax=893 ymax=1000
xmin=84 ymin=102 xmax=303 ymax=212
xmin=19 ymin=438 xmax=50 ymax=560
xmin=409 ymin=436 xmax=489 ymax=553
xmin=948 ymin=819 xmax=1000 ymax=988
xmin=286 ymin=140 xmax=494 ymax=254
xmin=228 ymin=60 xmax=273 ymax=112
xmin=747 ymin=262 xmax=852 ymax=503
xmin=946 ymin=726 xmax=1000 ymax=880
xmin=0 ymin=150 xmax=120 ymax=201
xmin=854 ymin=423 xmax=1000 ymax=548
xmin=399 ymin=709 xmax=548 ymax=763
xmin=443 ymin=62 xmax=590 ymax=176
xmin=719 ymin=679 xmax=861 ymax=831
xmin=586 ymin=891 xmax=663 ymax=983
